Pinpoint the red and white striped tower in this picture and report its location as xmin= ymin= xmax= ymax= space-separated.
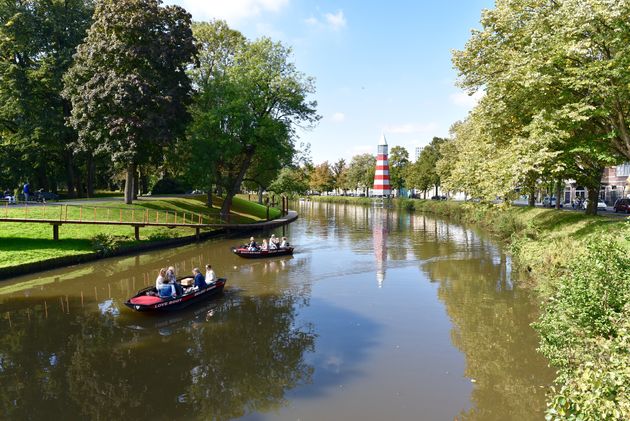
xmin=373 ymin=134 xmax=391 ymax=196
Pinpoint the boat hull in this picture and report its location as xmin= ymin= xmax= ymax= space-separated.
xmin=232 ymin=247 xmax=294 ymax=259
xmin=125 ymin=278 xmax=226 ymax=313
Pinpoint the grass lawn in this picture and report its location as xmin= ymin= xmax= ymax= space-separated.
xmin=0 ymin=195 xmax=281 ymax=269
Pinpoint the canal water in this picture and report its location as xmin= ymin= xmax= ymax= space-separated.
xmin=0 ymin=201 xmax=554 ymax=420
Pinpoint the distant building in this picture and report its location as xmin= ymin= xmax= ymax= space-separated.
xmin=415 ymin=146 xmax=423 ymax=162
xmin=562 ymin=163 xmax=630 ymax=204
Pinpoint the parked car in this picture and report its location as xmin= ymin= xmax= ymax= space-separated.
xmin=582 ymin=199 xmax=608 ymax=211
xmin=542 ymin=196 xmax=562 ymax=208
xmin=613 ymin=198 xmax=630 ymax=213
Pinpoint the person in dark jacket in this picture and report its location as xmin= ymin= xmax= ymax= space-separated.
xmin=192 ymin=268 xmax=206 ymax=289
xmin=23 ymin=182 xmax=30 ymax=202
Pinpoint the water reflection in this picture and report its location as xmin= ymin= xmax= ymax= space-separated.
xmin=0 ymin=201 xmax=553 ymax=420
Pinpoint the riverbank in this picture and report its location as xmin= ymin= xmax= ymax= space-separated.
xmin=0 ymin=196 xmax=287 ymax=278
xmin=307 ymin=195 xmax=630 ymax=419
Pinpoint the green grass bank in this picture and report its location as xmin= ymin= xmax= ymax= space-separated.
xmin=307 ymin=196 xmax=630 ymax=419
xmin=0 ymin=196 xmax=282 ymax=270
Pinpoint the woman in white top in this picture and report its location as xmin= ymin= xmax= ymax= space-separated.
xmin=205 ymin=264 xmax=216 ymax=284
xmin=261 ymin=239 xmax=269 ymax=251
xmin=155 ymin=268 xmax=167 ymax=289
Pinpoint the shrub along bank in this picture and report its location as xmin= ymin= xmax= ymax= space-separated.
xmin=308 ymin=196 xmax=630 ymax=419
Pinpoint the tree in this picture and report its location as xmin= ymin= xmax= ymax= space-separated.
xmin=331 ymin=158 xmax=348 ymax=193
xmin=309 ymin=161 xmax=334 ymax=193
xmin=407 ymin=137 xmax=446 ymax=197
xmin=451 ymin=0 xmax=628 ymax=214
xmin=347 ymin=153 xmax=376 ymax=195
xmin=64 ymin=0 xmax=196 ymax=204
xmin=388 ymin=146 xmax=409 ymax=192
xmin=268 ymin=167 xmax=309 ymax=196
xmin=188 ymin=21 xmax=318 ymax=218
xmin=0 ymin=0 xmax=94 ymax=194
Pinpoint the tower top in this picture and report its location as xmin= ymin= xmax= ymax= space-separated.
xmin=378 ymin=133 xmax=387 ymax=146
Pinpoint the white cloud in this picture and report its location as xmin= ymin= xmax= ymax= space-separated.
xmin=331 ymin=112 xmax=346 ymax=123
xmin=304 ymin=10 xmax=347 ymax=31
xmin=450 ymin=90 xmax=484 ymax=107
xmin=325 ymin=10 xmax=347 ymax=30
xmin=165 ymin=0 xmax=289 ymax=23
xmin=384 ymin=122 xmax=438 ymax=134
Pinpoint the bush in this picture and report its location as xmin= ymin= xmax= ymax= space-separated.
xmin=535 ymin=237 xmax=630 ymax=420
xmin=150 ymin=178 xmax=191 ymax=195
xmin=91 ymin=234 xmax=125 ymax=256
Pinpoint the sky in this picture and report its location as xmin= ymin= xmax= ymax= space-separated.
xmin=164 ymin=0 xmax=494 ymax=164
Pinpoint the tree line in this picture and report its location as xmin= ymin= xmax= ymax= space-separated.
xmin=0 ymin=0 xmax=318 ymax=216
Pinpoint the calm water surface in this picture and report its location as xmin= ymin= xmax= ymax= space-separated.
xmin=0 ymin=202 xmax=554 ymax=420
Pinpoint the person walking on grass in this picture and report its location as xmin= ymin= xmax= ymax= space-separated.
xmin=23 ymin=182 xmax=30 ymax=202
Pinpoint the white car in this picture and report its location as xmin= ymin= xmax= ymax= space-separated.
xmin=583 ymin=200 xmax=608 ymax=211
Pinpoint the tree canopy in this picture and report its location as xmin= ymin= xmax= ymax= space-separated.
xmin=64 ymin=0 xmax=196 ymax=204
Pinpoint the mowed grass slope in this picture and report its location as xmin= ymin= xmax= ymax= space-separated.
xmin=0 ymin=196 xmax=281 ymax=268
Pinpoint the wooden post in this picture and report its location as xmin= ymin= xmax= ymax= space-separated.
xmin=107 ymin=208 xmax=110 ymax=221
xmin=65 ymin=205 xmax=68 ymax=221
xmin=119 ymin=209 xmax=122 ymax=223
xmin=134 ymin=225 xmax=140 ymax=241
xmin=59 ymin=205 xmax=62 ymax=221
xmin=132 ymin=209 xmax=135 ymax=223
xmin=52 ymin=224 xmax=59 ymax=241
xmin=174 ymin=212 xmax=178 ymax=224
xmin=93 ymin=207 xmax=96 ymax=221
xmin=145 ymin=209 xmax=148 ymax=223
xmin=195 ymin=227 xmax=200 ymax=241
xmin=79 ymin=206 xmax=82 ymax=221
xmin=266 ymin=206 xmax=270 ymax=221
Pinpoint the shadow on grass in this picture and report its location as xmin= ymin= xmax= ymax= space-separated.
xmin=1 ymin=237 xmax=92 ymax=252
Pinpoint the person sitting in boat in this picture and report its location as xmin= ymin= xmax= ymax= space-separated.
xmin=269 ymin=234 xmax=280 ymax=250
xmin=193 ymin=267 xmax=206 ymax=289
xmin=260 ymin=239 xmax=269 ymax=251
xmin=205 ymin=264 xmax=216 ymax=285
xmin=247 ymin=237 xmax=258 ymax=251
xmin=158 ymin=275 xmax=177 ymax=299
xmin=155 ymin=268 xmax=167 ymax=290
xmin=167 ymin=266 xmax=183 ymax=296
xmin=280 ymin=237 xmax=290 ymax=248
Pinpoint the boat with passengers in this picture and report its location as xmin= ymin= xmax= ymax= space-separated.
xmin=125 ymin=278 xmax=227 ymax=313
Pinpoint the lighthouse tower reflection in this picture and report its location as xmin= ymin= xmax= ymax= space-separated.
xmin=372 ymin=208 xmax=389 ymax=287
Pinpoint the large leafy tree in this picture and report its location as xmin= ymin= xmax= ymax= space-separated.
xmin=309 ymin=161 xmax=334 ymax=193
xmin=64 ymin=0 xmax=196 ymax=204
xmin=347 ymin=153 xmax=376 ymax=195
xmin=451 ymin=0 xmax=629 ymax=214
xmin=0 ymin=0 xmax=93 ymax=193
xmin=407 ymin=137 xmax=446 ymax=197
xmin=188 ymin=20 xmax=319 ymax=218
xmin=388 ymin=145 xmax=409 ymax=192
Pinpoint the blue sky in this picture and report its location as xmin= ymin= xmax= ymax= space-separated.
xmin=165 ymin=0 xmax=494 ymax=163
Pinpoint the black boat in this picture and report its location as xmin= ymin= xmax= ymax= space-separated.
xmin=125 ymin=278 xmax=227 ymax=313
xmin=232 ymin=246 xmax=294 ymax=258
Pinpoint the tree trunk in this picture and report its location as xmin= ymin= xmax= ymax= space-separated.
xmin=206 ymin=184 xmax=213 ymax=207
xmin=555 ymin=179 xmax=563 ymax=210
xmin=527 ymin=179 xmax=536 ymax=207
xmin=585 ymin=186 xmax=599 ymax=215
xmin=434 ymin=184 xmax=439 ymax=197
xmin=133 ymin=169 xmax=139 ymax=200
xmin=220 ymin=153 xmax=254 ymax=219
xmin=139 ymin=166 xmax=149 ymax=195
xmin=124 ymin=163 xmax=136 ymax=205
xmin=86 ymin=154 xmax=95 ymax=198
xmin=64 ymin=151 xmax=76 ymax=197
xmin=258 ymin=186 xmax=263 ymax=204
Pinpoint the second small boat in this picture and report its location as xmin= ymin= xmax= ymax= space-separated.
xmin=232 ymin=247 xmax=294 ymax=259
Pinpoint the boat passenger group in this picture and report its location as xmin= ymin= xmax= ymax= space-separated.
xmin=246 ymin=234 xmax=289 ymax=251
xmin=155 ymin=264 xmax=217 ymax=299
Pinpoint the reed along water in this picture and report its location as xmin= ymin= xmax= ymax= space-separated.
xmin=0 ymin=201 xmax=554 ymax=420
